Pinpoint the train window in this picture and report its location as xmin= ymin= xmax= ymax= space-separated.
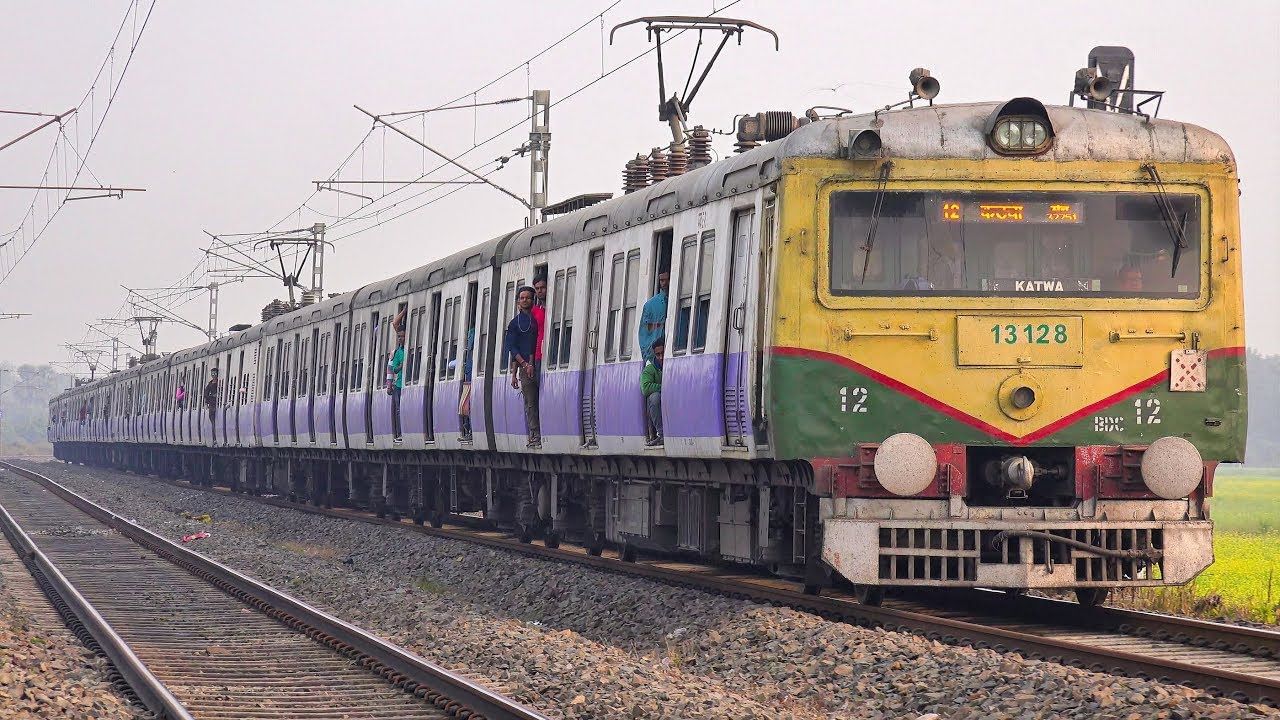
xmin=449 ymin=294 xmax=461 ymax=379
xmin=339 ymin=326 xmax=350 ymax=392
xmin=263 ymin=349 xmax=275 ymax=401
xmin=673 ymin=236 xmax=697 ymax=354
xmin=477 ymin=288 xmax=490 ymax=377
xmin=299 ymin=337 xmax=310 ymax=397
xmin=499 ymin=282 xmax=514 ymax=374
xmin=349 ymin=326 xmax=362 ymax=390
xmin=439 ymin=297 xmax=454 ymax=379
xmin=280 ymin=342 xmax=292 ymax=398
xmin=605 ymin=253 xmax=624 ymax=362
xmin=619 ymin=250 xmax=640 ymax=360
xmin=691 ymin=232 xmax=715 ymax=353
xmin=548 ymin=270 xmax=566 ymax=367
xmin=828 ymin=190 xmax=1203 ymax=298
xmin=410 ymin=309 xmax=424 ymax=383
xmin=404 ymin=309 xmax=416 ymax=384
xmin=559 ymin=269 xmax=576 ymax=368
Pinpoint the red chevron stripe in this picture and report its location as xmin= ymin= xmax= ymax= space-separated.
xmin=770 ymin=345 xmax=1244 ymax=445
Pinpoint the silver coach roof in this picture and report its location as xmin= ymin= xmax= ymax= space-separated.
xmin=781 ymin=101 xmax=1236 ymax=165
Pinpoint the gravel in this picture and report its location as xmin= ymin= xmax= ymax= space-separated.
xmin=0 ymin=514 xmax=149 ymax=719
xmin=21 ymin=459 xmax=1280 ymax=720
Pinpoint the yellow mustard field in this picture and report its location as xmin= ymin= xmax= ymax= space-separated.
xmin=1116 ymin=470 xmax=1280 ymax=623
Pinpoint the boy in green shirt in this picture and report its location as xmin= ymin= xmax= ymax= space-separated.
xmin=642 ymin=338 xmax=664 ymax=446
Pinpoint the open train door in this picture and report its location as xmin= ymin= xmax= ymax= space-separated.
xmin=579 ymin=249 xmax=605 ymax=447
xmin=723 ymin=208 xmax=756 ymax=447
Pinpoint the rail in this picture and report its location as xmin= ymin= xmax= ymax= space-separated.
xmin=0 ymin=460 xmax=548 ymax=720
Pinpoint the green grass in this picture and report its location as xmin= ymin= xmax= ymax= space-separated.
xmin=1121 ymin=471 xmax=1280 ymax=623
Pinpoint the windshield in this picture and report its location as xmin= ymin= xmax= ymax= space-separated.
xmin=829 ymin=190 xmax=1201 ymax=298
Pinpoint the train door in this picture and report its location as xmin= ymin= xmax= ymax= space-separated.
xmin=272 ymin=339 xmax=283 ymax=442
xmin=291 ymin=332 xmax=303 ymax=443
xmin=364 ymin=311 xmax=379 ymax=443
xmin=753 ymin=198 xmax=774 ymax=444
xmin=235 ymin=350 xmax=245 ymax=445
xmin=197 ymin=362 xmax=206 ymax=443
xmin=723 ymin=208 xmax=756 ymax=447
xmin=223 ymin=351 xmax=233 ymax=445
xmin=423 ymin=293 xmax=441 ymax=442
xmin=579 ymin=249 xmax=605 ymax=446
xmin=307 ymin=328 xmax=318 ymax=443
xmin=330 ymin=322 xmax=342 ymax=444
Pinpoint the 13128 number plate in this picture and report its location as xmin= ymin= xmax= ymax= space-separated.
xmin=956 ymin=315 xmax=1084 ymax=367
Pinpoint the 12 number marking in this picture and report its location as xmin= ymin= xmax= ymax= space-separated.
xmin=1135 ymin=398 xmax=1162 ymax=425
xmin=840 ymin=387 xmax=869 ymax=413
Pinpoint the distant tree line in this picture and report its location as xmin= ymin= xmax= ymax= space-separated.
xmin=0 ymin=363 xmax=73 ymax=456
xmin=0 ymin=352 xmax=1275 ymax=464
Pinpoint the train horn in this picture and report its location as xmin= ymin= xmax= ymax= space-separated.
xmin=1074 ymin=67 xmax=1114 ymax=102
xmin=909 ymin=68 xmax=940 ymax=100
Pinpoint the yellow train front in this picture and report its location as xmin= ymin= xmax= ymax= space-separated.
xmin=767 ymin=97 xmax=1246 ymax=603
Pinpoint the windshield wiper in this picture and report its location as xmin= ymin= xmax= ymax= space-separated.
xmin=859 ymin=162 xmax=892 ymax=284
xmin=1143 ymin=164 xmax=1188 ymax=278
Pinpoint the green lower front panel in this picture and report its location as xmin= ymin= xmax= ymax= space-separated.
xmin=768 ymin=349 xmax=1246 ymax=461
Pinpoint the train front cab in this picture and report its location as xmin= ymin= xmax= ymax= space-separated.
xmin=768 ymin=102 xmax=1246 ymax=599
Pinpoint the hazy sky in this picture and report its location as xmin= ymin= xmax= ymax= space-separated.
xmin=1 ymin=1 xmax=1277 ymax=371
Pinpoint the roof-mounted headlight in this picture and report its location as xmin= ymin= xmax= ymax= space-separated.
xmin=983 ymin=97 xmax=1055 ymax=156
xmin=992 ymin=117 xmax=1050 ymax=153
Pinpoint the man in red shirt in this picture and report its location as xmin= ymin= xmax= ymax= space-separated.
xmin=532 ymin=275 xmax=548 ymax=364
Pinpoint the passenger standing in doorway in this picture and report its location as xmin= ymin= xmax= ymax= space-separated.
xmin=388 ymin=319 xmax=406 ymax=442
xmin=532 ymin=276 xmax=548 ymax=366
xmin=505 ymin=286 xmax=541 ymax=448
xmin=639 ymin=270 xmax=670 ymax=362
xmin=204 ymin=368 xmax=219 ymax=443
xmin=459 ymin=326 xmax=474 ymax=442
xmin=642 ymin=338 xmax=664 ymax=446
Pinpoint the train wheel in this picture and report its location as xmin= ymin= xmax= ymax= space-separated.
xmin=854 ymin=585 xmax=884 ymax=606
xmin=621 ymin=544 xmax=637 ymax=563
xmin=543 ymin=531 xmax=560 ymax=549
xmin=517 ymin=524 xmax=533 ymax=544
xmin=586 ymin=533 xmax=604 ymax=556
xmin=429 ymin=511 xmax=444 ymax=528
xmin=1074 ymin=588 xmax=1110 ymax=608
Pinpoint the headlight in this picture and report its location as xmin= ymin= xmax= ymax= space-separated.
xmin=991 ymin=117 xmax=1050 ymax=153
xmin=873 ymin=433 xmax=937 ymax=496
xmin=1140 ymin=436 xmax=1204 ymax=499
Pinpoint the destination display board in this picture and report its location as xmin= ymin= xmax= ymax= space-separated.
xmin=941 ymin=200 xmax=1084 ymax=224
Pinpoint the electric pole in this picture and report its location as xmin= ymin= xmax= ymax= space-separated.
xmin=528 ymin=90 xmax=550 ymax=225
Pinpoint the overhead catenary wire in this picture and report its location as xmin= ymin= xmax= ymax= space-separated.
xmin=0 ymin=0 xmax=158 ymax=286
xmin=98 ymin=0 xmax=740 ymax=358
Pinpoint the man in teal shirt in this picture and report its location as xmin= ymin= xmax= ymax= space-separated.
xmin=638 ymin=270 xmax=669 ymax=362
xmin=389 ymin=315 xmax=406 ymax=442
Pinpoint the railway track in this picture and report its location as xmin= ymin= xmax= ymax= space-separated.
xmin=18 ymin=460 xmax=1280 ymax=708
xmin=0 ymin=461 xmax=547 ymax=720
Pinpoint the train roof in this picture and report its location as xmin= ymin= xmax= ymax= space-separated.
xmin=780 ymin=101 xmax=1235 ymax=166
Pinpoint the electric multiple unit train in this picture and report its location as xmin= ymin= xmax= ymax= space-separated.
xmin=49 ymin=63 xmax=1246 ymax=606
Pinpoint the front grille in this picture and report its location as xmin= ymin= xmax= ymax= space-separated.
xmin=877 ymin=527 xmax=979 ymax=581
xmin=875 ymin=525 xmax=1164 ymax=583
